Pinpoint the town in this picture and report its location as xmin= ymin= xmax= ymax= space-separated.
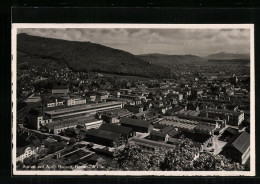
xmin=16 ymin=59 xmax=250 ymax=171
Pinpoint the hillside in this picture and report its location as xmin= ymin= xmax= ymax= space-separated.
xmin=17 ymin=33 xmax=171 ymax=78
xmin=138 ymin=53 xmax=206 ymax=66
xmin=205 ymin=52 xmax=250 ymax=60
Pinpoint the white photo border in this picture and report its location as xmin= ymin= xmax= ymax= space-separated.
xmin=11 ymin=23 xmax=255 ymax=176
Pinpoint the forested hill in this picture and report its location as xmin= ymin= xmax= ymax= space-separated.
xmin=17 ymin=33 xmax=171 ymax=78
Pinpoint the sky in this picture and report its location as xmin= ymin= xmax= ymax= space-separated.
xmin=18 ymin=28 xmax=250 ymax=56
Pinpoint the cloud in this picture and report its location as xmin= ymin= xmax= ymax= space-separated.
xmin=18 ymin=28 xmax=250 ymax=56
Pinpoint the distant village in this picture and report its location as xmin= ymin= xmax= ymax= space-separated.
xmin=16 ymin=61 xmax=251 ymax=171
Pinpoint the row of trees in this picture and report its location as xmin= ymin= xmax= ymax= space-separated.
xmin=95 ymin=139 xmax=244 ymax=171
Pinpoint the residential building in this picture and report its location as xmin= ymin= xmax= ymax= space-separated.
xmin=201 ymin=108 xmax=244 ymax=126
xmin=46 ymin=98 xmax=64 ymax=108
xmin=67 ymin=97 xmax=86 ymax=106
xmin=193 ymin=124 xmax=216 ymax=135
xmin=221 ymin=131 xmax=250 ymax=164
xmin=85 ymin=128 xmax=124 ymax=147
xmin=124 ymin=105 xmax=143 ymax=114
xmin=16 ymin=145 xmax=39 ymax=162
xmin=99 ymin=123 xmax=134 ymax=140
xmin=150 ymin=130 xmax=170 ymax=142
xmin=97 ymin=108 xmax=133 ymax=124
xmin=46 ymin=117 xmax=103 ymax=135
xmin=35 ymin=116 xmax=53 ymax=130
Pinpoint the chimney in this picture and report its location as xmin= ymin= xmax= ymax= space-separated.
xmin=41 ymin=96 xmax=45 ymax=116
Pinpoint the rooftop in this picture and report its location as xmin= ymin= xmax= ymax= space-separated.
xmin=177 ymin=114 xmax=221 ymax=124
xmin=225 ymin=127 xmax=239 ymax=135
xmin=129 ymin=137 xmax=175 ymax=149
xmin=194 ymin=124 xmax=216 ymax=132
xmin=159 ymin=120 xmax=197 ymax=131
xmin=225 ymin=131 xmax=250 ymax=154
xmin=120 ymin=118 xmax=152 ymax=128
xmin=134 ymin=109 xmax=156 ymax=118
xmin=150 ymin=130 xmax=166 ymax=138
xmin=85 ymin=128 xmax=122 ymax=141
xmin=167 ymin=137 xmax=181 ymax=145
xmin=163 ymin=116 xmax=200 ymax=125
xmin=47 ymin=116 xmax=101 ymax=129
xmin=99 ymin=123 xmax=133 ymax=135
xmin=205 ymin=108 xmax=243 ymax=116
xmin=100 ymin=108 xmax=132 ymax=117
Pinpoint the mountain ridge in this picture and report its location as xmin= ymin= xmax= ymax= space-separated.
xmin=17 ymin=33 xmax=171 ymax=78
xmin=205 ymin=52 xmax=250 ymax=60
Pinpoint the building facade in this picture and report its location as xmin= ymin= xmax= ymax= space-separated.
xmin=67 ymin=98 xmax=87 ymax=106
xmin=201 ymin=109 xmax=244 ymax=126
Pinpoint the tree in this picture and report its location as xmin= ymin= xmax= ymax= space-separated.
xmin=188 ymin=89 xmax=198 ymax=101
xmin=23 ymin=156 xmax=38 ymax=166
xmin=95 ymin=158 xmax=109 ymax=170
xmin=28 ymin=108 xmax=41 ymax=116
xmin=23 ymin=157 xmax=33 ymax=166
xmin=16 ymin=161 xmax=23 ymax=169
xmin=193 ymin=152 xmax=244 ymax=171
xmin=104 ymin=138 xmax=245 ymax=171
xmin=60 ymin=141 xmax=67 ymax=147
xmin=112 ymin=143 xmax=140 ymax=170
xmin=160 ymin=139 xmax=199 ymax=171
xmin=38 ymin=148 xmax=48 ymax=158
xmin=77 ymin=132 xmax=85 ymax=141
xmin=112 ymin=143 xmax=165 ymax=171
xmin=47 ymin=142 xmax=65 ymax=154
xmin=69 ymin=138 xmax=77 ymax=145
xmin=17 ymin=101 xmax=27 ymax=111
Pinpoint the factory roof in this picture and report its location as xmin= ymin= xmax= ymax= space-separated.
xmin=224 ymin=131 xmax=250 ymax=154
xmin=129 ymin=137 xmax=175 ymax=149
xmin=99 ymin=123 xmax=133 ymax=135
xmin=45 ymin=101 xmax=121 ymax=115
xmin=120 ymin=118 xmax=152 ymax=128
xmin=47 ymin=116 xmax=101 ymax=129
xmin=205 ymin=108 xmax=243 ymax=116
xmin=85 ymin=128 xmax=122 ymax=141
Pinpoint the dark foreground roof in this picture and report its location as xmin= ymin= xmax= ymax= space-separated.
xmin=99 ymin=123 xmax=133 ymax=135
xmin=150 ymin=130 xmax=166 ymax=138
xmin=225 ymin=127 xmax=239 ymax=135
xmin=86 ymin=128 xmax=122 ymax=141
xmin=120 ymin=117 xmax=151 ymax=128
xmin=225 ymin=131 xmax=250 ymax=154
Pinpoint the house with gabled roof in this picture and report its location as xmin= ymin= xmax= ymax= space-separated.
xmin=221 ymin=131 xmax=250 ymax=164
xmin=150 ymin=130 xmax=169 ymax=142
xmin=85 ymin=128 xmax=124 ymax=147
xmin=99 ymin=123 xmax=134 ymax=140
xmin=120 ymin=117 xmax=153 ymax=133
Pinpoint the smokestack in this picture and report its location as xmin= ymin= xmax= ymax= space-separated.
xmin=41 ymin=96 xmax=45 ymax=116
